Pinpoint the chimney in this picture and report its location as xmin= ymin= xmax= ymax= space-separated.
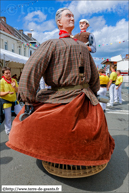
xmin=0 ymin=17 xmax=6 ymax=23
xmin=27 ymin=33 xmax=32 ymax=38
xmin=19 ymin=29 xmax=23 ymax=34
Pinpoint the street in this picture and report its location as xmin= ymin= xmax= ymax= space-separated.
xmin=0 ymin=89 xmax=129 ymax=193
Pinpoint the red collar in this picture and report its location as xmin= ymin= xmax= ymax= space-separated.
xmin=80 ymin=30 xmax=86 ymax=33
xmin=59 ymin=30 xmax=70 ymax=38
xmin=2 ymin=76 xmax=12 ymax=84
xmin=59 ymin=30 xmax=77 ymax=41
xmin=112 ymin=70 xmax=116 ymax=72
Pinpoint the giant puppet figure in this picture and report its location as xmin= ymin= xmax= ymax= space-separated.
xmin=6 ymin=8 xmax=115 ymax=178
xmin=74 ymin=19 xmax=96 ymax=53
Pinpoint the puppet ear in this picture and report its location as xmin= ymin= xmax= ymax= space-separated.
xmin=57 ymin=20 xmax=63 ymax=27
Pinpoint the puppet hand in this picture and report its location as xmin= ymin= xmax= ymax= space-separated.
xmin=19 ymin=105 xmax=34 ymax=121
xmin=87 ymin=46 xmax=91 ymax=52
xmin=25 ymin=105 xmax=34 ymax=115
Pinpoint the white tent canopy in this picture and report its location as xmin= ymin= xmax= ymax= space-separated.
xmin=0 ymin=49 xmax=29 ymax=64
xmin=110 ymin=55 xmax=122 ymax=62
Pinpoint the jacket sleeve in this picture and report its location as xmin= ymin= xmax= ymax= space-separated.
xmin=18 ymin=40 xmax=54 ymax=104
xmin=89 ymin=33 xmax=96 ymax=53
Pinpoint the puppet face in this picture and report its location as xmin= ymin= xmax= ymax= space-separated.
xmin=58 ymin=10 xmax=74 ymax=32
xmin=3 ymin=70 xmax=11 ymax=80
xmin=79 ymin=21 xmax=89 ymax=31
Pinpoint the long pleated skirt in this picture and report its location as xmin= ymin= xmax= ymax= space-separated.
xmin=6 ymin=93 xmax=115 ymax=166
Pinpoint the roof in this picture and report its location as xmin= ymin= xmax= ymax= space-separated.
xmin=0 ymin=18 xmax=37 ymax=43
xmin=21 ymin=32 xmax=36 ymax=41
xmin=0 ymin=19 xmax=16 ymax=37
xmin=0 ymin=22 xmax=13 ymax=35
xmin=101 ymin=58 xmax=112 ymax=65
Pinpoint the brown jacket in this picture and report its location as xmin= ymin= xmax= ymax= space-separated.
xmin=74 ymin=32 xmax=90 ymax=43
xmin=18 ymin=37 xmax=100 ymax=105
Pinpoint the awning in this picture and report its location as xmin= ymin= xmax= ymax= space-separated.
xmin=0 ymin=49 xmax=29 ymax=64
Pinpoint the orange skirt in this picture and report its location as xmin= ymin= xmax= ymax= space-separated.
xmin=6 ymin=93 xmax=115 ymax=166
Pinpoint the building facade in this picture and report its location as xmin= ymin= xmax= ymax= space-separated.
xmin=0 ymin=16 xmax=40 ymax=78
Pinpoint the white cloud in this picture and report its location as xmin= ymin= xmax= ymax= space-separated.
xmin=24 ymin=19 xmax=56 ymax=32
xmin=92 ymin=18 xmax=128 ymax=58
xmin=24 ymin=10 xmax=47 ymax=22
xmin=68 ymin=1 xmax=128 ymax=21
xmin=88 ymin=16 xmax=106 ymax=31
xmin=25 ymin=29 xmax=59 ymax=43
xmin=23 ymin=10 xmax=56 ymax=32
xmin=94 ymin=19 xmax=128 ymax=46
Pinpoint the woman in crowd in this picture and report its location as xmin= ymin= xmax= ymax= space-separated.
xmin=0 ymin=67 xmax=21 ymax=136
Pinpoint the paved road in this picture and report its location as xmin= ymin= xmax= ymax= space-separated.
xmin=0 ymin=89 xmax=129 ymax=193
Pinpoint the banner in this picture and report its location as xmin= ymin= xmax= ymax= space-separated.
xmin=97 ymin=40 xmax=128 ymax=47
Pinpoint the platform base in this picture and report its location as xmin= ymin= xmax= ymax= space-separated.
xmin=42 ymin=161 xmax=108 ymax=178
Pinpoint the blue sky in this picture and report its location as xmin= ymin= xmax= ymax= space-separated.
xmin=1 ymin=0 xmax=129 ymax=67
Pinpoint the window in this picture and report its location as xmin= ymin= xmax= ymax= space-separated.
xmin=30 ymin=42 xmax=36 ymax=46
xmin=5 ymin=41 xmax=8 ymax=50
xmin=30 ymin=50 xmax=32 ymax=56
xmin=19 ymin=46 xmax=21 ymax=55
xmin=24 ymin=48 xmax=26 ymax=56
xmin=12 ymin=44 xmax=15 ymax=52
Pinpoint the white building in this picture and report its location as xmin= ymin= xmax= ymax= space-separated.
xmin=117 ymin=57 xmax=129 ymax=75
xmin=0 ymin=29 xmax=30 ymax=57
xmin=0 ymin=16 xmax=40 ymax=78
